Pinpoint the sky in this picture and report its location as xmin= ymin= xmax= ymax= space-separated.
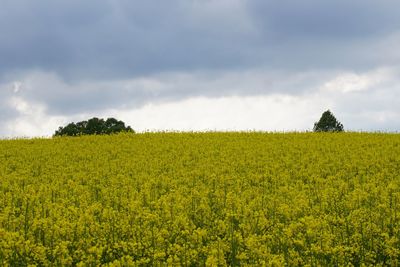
xmin=1 ymin=0 xmax=399 ymax=137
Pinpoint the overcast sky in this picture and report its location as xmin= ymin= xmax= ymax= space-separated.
xmin=1 ymin=0 xmax=399 ymax=137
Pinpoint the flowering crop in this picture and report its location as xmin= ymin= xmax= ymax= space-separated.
xmin=0 ymin=132 xmax=399 ymax=266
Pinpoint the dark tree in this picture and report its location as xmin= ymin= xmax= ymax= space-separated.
xmin=54 ymin=117 xmax=134 ymax=136
xmin=313 ymin=110 xmax=344 ymax=132
xmin=55 ymin=123 xmax=80 ymax=136
xmin=85 ymin=118 xmax=106 ymax=135
xmin=104 ymin=118 xmax=133 ymax=134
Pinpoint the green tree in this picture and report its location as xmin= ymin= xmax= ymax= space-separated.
xmin=54 ymin=117 xmax=134 ymax=136
xmin=104 ymin=118 xmax=133 ymax=134
xmin=313 ymin=110 xmax=344 ymax=132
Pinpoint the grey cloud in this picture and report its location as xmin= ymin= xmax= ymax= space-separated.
xmin=246 ymin=1 xmax=400 ymax=70
xmin=2 ymin=1 xmax=400 ymax=82
xmin=0 ymin=0 xmax=256 ymax=81
xmin=7 ymin=69 xmax=339 ymax=116
xmin=250 ymin=1 xmax=400 ymax=40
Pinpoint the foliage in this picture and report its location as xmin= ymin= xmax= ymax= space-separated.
xmin=1 ymin=132 xmax=400 ymax=265
xmin=314 ymin=110 xmax=344 ymax=132
xmin=54 ymin=117 xmax=134 ymax=136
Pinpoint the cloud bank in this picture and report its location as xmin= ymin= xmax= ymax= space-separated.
xmin=0 ymin=1 xmax=399 ymax=136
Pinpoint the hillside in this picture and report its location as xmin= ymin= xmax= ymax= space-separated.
xmin=1 ymin=133 xmax=400 ymax=266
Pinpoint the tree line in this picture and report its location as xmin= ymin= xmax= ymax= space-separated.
xmin=54 ymin=110 xmax=343 ymax=136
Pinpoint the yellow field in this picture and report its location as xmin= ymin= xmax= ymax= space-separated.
xmin=0 ymin=132 xmax=399 ymax=266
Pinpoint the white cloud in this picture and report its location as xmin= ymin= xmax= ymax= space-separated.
xmin=3 ymin=96 xmax=64 ymax=137
xmin=9 ymin=96 xmax=37 ymax=115
xmin=321 ymin=68 xmax=393 ymax=93
xmin=12 ymin=81 xmax=22 ymax=93
xmin=105 ymin=94 xmax=322 ymax=132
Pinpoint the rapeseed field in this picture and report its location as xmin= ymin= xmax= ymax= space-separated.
xmin=0 ymin=132 xmax=399 ymax=266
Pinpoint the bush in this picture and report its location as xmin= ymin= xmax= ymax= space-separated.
xmin=54 ymin=117 xmax=134 ymax=136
